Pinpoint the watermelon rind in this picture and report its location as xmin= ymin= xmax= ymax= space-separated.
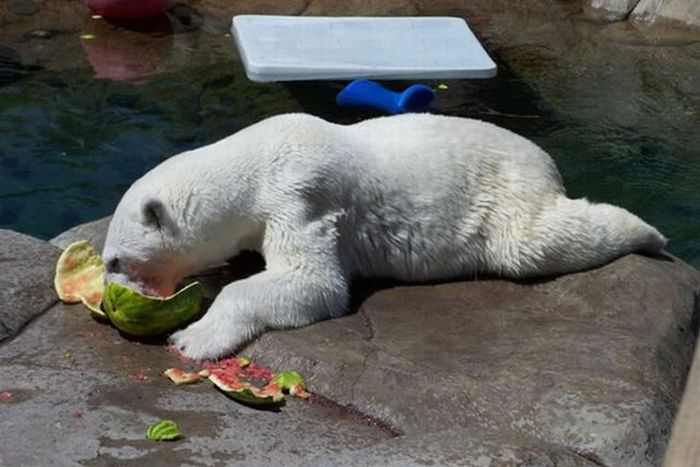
xmin=102 ymin=281 xmax=203 ymax=337
xmin=54 ymin=240 xmax=105 ymax=314
xmin=164 ymin=368 xmax=201 ymax=385
xmin=146 ymin=419 xmax=183 ymax=441
xmin=81 ymin=297 xmax=108 ymax=320
xmin=209 ymin=373 xmax=284 ymax=407
xmin=271 ymin=371 xmax=306 ymax=392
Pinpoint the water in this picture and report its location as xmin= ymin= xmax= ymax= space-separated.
xmin=0 ymin=64 xmax=300 ymax=237
xmin=1 ymin=8 xmax=699 ymax=268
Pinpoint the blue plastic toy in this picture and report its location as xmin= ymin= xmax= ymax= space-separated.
xmin=336 ymin=80 xmax=435 ymax=114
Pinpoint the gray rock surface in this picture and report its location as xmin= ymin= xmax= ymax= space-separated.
xmin=0 ymin=302 xmax=395 ymax=466
xmin=0 ymin=229 xmax=60 ymax=343
xmin=50 ymin=216 xmax=112 ymax=253
xmin=631 ymin=0 xmax=700 ymax=27
xmin=665 ymin=322 xmax=700 ymax=466
xmin=586 ymin=0 xmax=642 ymax=21
xmin=2 ymin=217 xmax=699 ymax=465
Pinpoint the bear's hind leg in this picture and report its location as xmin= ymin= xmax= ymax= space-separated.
xmin=515 ymin=196 xmax=666 ymax=277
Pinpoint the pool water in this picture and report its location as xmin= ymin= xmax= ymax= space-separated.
xmin=1 ymin=8 xmax=699 ymax=268
xmin=0 ymin=62 xmax=301 ymax=237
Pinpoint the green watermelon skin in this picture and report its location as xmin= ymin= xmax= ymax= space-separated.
xmin=102 ymin=282 xmax=203 ymax=337
xmin=209 ymin=373 xmax=284 ymax=407
xmin=146 ymin=419 xmax=183 ymax=441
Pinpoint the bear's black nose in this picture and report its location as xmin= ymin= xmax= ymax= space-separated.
xmin=106 ymin=257 xmax=120 ymax=273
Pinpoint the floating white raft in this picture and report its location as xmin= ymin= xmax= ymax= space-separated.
xmin=231 ymin=15 xmax=497 ymax=82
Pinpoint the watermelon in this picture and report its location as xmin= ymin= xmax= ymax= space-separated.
xmin=209 ymin=371 xmax=284 ymax=407
xmin=164 ymin=368 xmax=201 ymax=385
xmin=272 ymin=370 xmax=310 ymax=399
xmin=271 ymin=370 xmax=305 ymax=390
xmin=102 ymin=281 xmax=203 ymax=337
xmin=289 ymin=384 xmax=310 ymax=398
xmin=146 ymin=419 xmax=182 ymax=441
xmin=54 ymin=240 xmax=107 ymax=319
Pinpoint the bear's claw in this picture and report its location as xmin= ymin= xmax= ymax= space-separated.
xmin=169 ymin=320 xmax=245 ymax=361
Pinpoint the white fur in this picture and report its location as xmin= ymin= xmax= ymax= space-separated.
xmin=102 ymin=113 xmax=666 ymax=360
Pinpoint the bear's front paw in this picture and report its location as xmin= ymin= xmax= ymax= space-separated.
xmin=169 ymin=319 xmax=250 ymax=361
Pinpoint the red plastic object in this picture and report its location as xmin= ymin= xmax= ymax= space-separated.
xmin=88 ymin=0 xmax=167 ymax=19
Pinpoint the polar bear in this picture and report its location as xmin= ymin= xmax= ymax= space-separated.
xmin=102 ymin=113 xmax=665 ymax=360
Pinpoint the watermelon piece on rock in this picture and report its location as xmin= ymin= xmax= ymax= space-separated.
xmin=102 ymin=281 xmax=203 ymax=337
xmin=209 ymin=371 xmax=284 ymax=407
xmin=54 ymin=240 xmax=106 ymax=319
xmin=146 ymin=419 xmax=183 ymax=441
xmin=164 ymin=368 xmax=201 ymax=385
xmin=272 ymin=370 xmax=310 ymax=399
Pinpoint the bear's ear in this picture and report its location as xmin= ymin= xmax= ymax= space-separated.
xmin=140 ymin=195 xmax=177 ymax=234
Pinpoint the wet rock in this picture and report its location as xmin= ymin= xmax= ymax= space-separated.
xmin=302 ymin=0 xmax=418 ymax=16
xmin=166 ymin=3 xmax=204 ymax=33
xmin=631 ymin=0 xmax=700 ymax=28
xmin=7 ymin=0 xmax=39 ymax=16
xmin=193 ymin=0 xmax=310 ymax=16
xmin=186 ymin=0 xmax=310 ymax=31
xmin=0 ymin=230 xmax=60 ymax=343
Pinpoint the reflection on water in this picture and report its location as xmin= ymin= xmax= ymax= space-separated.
xmin=0 ymin=8 xmax=698 ymax=269
xmin=80 ymin=16 xmax=173 ymax=81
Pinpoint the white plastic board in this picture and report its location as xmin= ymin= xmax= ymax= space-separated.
xmin=231 ymin=15 xmax=497 ymax=82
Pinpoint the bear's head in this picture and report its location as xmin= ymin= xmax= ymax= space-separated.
xmin=102 ymin=172 xmax=261 ymax=297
